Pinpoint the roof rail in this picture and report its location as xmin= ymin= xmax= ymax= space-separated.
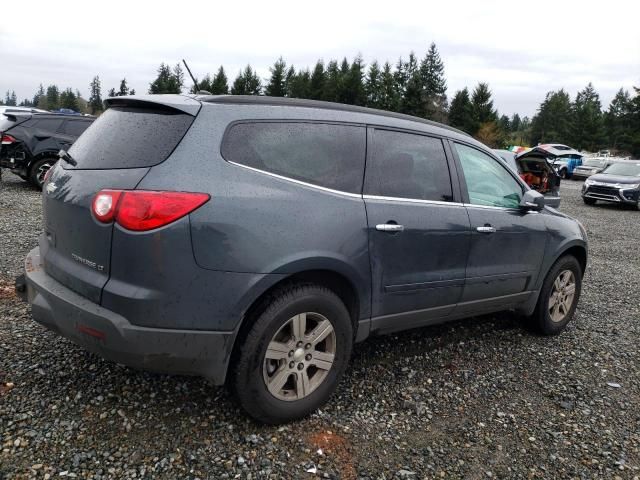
xmin=196 ymin=95 xmax=470 ymax=137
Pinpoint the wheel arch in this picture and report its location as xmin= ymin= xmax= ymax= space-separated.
xmin=225 ymin=266 xmax=367 ymax=385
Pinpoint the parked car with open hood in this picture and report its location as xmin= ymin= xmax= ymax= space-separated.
xmin=0 ymin=112 xmax=94 ymax=188
xmin=18 ymin=94 xmax=588 ymax=423
xmin=494 ymin=148 xmax=562 ymax=208
xmin=582 ymin=161 xmax=640 ymax=208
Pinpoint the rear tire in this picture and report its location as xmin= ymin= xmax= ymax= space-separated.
xmin=583 ymin=197 xmax=596 ymax=205
xmin=559 ymin=168 xmax=568 ymax=179
xmin=232 ymin=283 xmax=353 ymax=424
xmin=29 ymin=158 xmax=56 ymax=190
xmin=527 ymin=255 xmax=582 ymax=335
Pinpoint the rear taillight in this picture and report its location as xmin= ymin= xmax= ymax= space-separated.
xmin=92 ymin=190 xmax=210 ymax=231
xmin=43 ymin=164 xmax=56 ymax=184
xmin=1 ymin=134 xmax=17 ymax=145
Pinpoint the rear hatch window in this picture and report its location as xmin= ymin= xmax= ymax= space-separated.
xmin=0 ymin=114 xmax=29 ymax=132
xmin=66 ymin=107 xmax=194 ymax=169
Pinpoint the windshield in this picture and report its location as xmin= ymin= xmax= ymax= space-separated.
xmin=584 ymin=159 xmax=607 ymax=167
xmin=602 ymin=163 xmax=640 ymax=177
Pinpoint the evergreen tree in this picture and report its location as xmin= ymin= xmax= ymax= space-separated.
xmin=288 ymin=69 xmax=311 ymax=99
xmin=419 ymin=43 xmax=448 ymax=121
xmin=33 ymin=84 xmax=45 ymax=108
xmin=4 ymin=90 xmax=17 ymax=106
xmin=211 ymin=66 xmax=229 ymax=94
xmin=172 ymin=64 xmax=185 ymax=93
xmin=118 ymin=78 xmax=129 ymax=96
xmin=309 ymin=61 xmax=326 ymax=100
xmin=630 ymin=86 xmax=640 ymax=156
xmin=323 ymin=60 xmax=340 ymax=103
xmin=59 ymin=88 xmax=78 ymax=111
xmin=149 ymin=63 xmax=184 ymax=94
xmin=108 ymin=88 xmax=116 ymax=97
xmin=341 ymin=56 xmax=366 ymax=105
xmin=448 ymin=88 xmax=474 ymax=133
xmin=401 ymin=52 xmax=423 ymax=116
xmin=570 ymin=82 xmax=604 ymax=151
xmin=510 ymin=113 xmax=522 ymax=132
xmin=231 ymin=65 xmax=261 ymax=95
xmin=498 ymin=114 xmax=511 ymax=133
xmin=393 ymin=57 xmax=409 ymax=102
xmin=336 ymin=58 xmax=351 ymax=104
xmin=129 ymin=89 xmax=136 ymax=95
xmin=265 ymin=57 xmax=288 ymax=97
xmin=470 ymin=82 xmax=497 ymax=132
xmin=365 ymin=61 xmax=383 ymax=108
xmin=46 ymin=85 xmax=60 ymax=110
xmin=530 ymin=89 xmax=572 ymax=144
xmin=379 ymin=62 xmax=399 ymax=112
xmin=604 ymin=88 xmax=632 ymax=152
xmin=88 ymin=76 xmax=103 ymax=114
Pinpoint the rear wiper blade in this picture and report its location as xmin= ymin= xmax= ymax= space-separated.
xmin=58 ymin=149 xmax=77 ymax=166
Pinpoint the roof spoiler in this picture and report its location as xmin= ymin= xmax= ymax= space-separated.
xmin=104 ymin=95 xmax=201 ymax=116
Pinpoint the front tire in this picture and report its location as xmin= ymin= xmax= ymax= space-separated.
xmin=29 ymin=158 xmax=56 ymax=190
xmin=528 ymin=255 xmax=582 ymax=335
xmin=232 ymin=284 xmax=353 ymax=424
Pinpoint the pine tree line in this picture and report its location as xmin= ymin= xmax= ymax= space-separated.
xmin=3 ymin=45 xmax=639 ymax=155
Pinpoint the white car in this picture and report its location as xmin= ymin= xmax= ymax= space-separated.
xmin=0 ymin=106 xmax=49 ymax=115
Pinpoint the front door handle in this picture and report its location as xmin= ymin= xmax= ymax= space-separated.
xmin=376 ymin=223 xmax=404 ymax=232
xmin=476 ymin=226 xmax=496 ymax=234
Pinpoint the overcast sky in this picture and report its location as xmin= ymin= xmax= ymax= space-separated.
xmin=1 ymin=0 xmax=638 ymax=117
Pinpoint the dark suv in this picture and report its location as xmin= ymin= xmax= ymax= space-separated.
xmin=0 ymin=112 xmax=94 ymax=188
xmin=20 ymin=95 xmax=588 ymax=423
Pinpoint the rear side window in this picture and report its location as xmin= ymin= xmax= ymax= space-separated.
xmin=34 ymin=119 xmax=64 ymax=133
xmin=364 ymin=129 xmax=453 ymax=202
xmin=221 ymin=122 xmax=366 ymax=193
xmin=67 ymin=107 xmax=193 ymax=169
xmin=63 ymin=120 xmax=92 ymax=137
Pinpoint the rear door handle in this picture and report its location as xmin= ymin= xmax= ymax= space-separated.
xmin=476 ymin=226 xmax=496 ymax=234
xmin=376 ymin=223 xmax=404 ymax=232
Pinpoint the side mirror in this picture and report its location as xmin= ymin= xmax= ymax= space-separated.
xmin=520 ymin=190 xmax=545 ymax=211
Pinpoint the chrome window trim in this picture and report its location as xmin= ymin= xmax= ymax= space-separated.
xmin=227 ymin=160 xmax=363 ymax=199
xmin=363 ymin=194 xmax=463 ymax=207
xmin=462 ymin=203 xmax=521 ymax=212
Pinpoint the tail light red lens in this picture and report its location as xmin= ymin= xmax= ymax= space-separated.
xmin=92 ymin=190 xmax=210 ymax=231
xmin=1 ymin=134 xmax=17 ymax=145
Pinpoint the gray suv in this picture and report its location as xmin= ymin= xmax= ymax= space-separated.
xmin=20 ymin=95 xmax=588 ymax=423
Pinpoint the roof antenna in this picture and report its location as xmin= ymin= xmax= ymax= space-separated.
xmin=182 ymin=59 xmax=211 ymax=95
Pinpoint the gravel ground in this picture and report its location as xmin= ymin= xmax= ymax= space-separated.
xmin=1 ymin=174 xmax=639 ymax=479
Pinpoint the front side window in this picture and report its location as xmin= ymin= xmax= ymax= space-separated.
xmin=364 ymin=129 xmax=453 ymax=201
xmin=454 ymin=143 xmax=523 ymax=208
xmin=221 ymin=122 xmax=366 ymax=193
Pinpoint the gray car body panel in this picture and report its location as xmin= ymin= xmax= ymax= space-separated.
xmin=23 ymin=95 xmax=588 ymax=384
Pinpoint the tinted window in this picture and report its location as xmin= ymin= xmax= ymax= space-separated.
xmin=454 ymin=143 xmax=523 ymax=208
xmin=34 ymin=119 xmax=64 ymax=133
xmin=364 ymin=129 xmax=453 ymax=201
xmin=221 ymin=122 xmax=366 ymax=193
xmin=64 ymin=120 xmax=92 ymax=137
xmin=67 ymin=107 xmax=193 ymax=169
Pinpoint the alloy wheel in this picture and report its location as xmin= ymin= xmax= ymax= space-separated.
xmin=263 ymin=312 xmax=336 ymax=401
xmin=548 ymin=269 xmax=576 ymax=322
xmin=36 ymin=161 xmax=54 ymax=187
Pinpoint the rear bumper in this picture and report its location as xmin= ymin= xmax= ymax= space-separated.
xmin=23 ymin=246 xmax=234 ymax=384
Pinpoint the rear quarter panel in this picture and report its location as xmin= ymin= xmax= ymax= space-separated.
xmin=136 ymin=104 xmax=372 ymax=320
